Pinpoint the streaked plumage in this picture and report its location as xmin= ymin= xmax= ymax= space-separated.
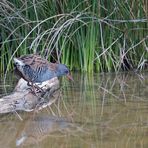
xmin=14 ymin=54 xmax=73 ymax=84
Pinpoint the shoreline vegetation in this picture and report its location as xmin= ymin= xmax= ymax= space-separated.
xmin=0 ymin=0 xmax=148 ymax=73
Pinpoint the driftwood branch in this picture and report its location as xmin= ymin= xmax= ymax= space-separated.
xmin=0 ymin=77 xmax=60 ymax=113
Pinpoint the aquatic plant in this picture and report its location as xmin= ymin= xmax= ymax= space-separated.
xmin=0 ymin=0 xmax=147 ymax=73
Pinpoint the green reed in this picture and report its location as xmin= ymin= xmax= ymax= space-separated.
xmin=0 ymin=0 xmax=147 ymax=73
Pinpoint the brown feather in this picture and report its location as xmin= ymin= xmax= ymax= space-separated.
xmin=18 ymin=54 xmax=57 ymax=72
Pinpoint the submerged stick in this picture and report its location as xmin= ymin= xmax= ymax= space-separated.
xmin=0 ymin=77 xmax=60 ymax=113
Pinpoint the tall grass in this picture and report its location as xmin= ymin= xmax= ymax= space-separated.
xmin=0 ymin=0 xmax=147 ymax=73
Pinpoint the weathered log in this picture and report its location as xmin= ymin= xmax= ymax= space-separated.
xmin=0 ymin=77 xmax=60 ymax=113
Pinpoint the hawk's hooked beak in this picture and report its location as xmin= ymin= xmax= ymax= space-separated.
xmin=66 ymin=73 xmax=74 ymax=81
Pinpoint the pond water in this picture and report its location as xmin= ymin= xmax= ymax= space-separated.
xmin=0 ymin=72 xmax=148 ymax=148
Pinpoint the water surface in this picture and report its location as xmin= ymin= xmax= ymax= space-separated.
xmin=0 ymin=72 xmax=148 ymax=148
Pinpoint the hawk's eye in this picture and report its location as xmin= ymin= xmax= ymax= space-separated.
xmin=65 ymin=70 xmax=69 ymax=74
